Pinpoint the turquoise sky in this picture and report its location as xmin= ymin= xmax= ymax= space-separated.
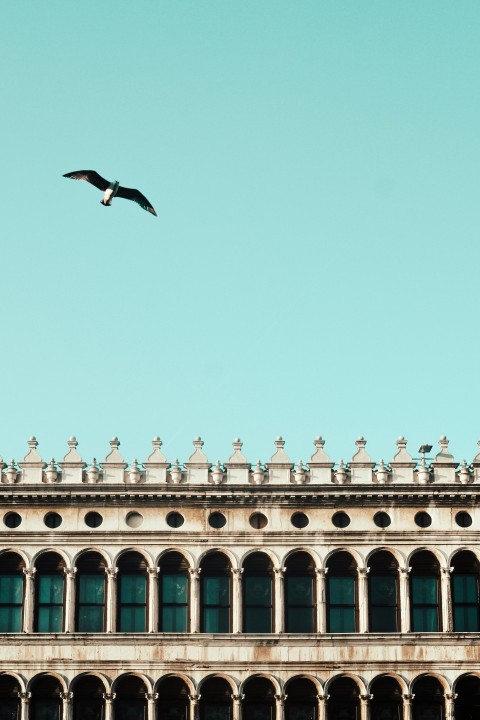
xmin=1 ymin=2 xmax=480 ymax=467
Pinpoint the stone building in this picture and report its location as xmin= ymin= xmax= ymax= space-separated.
xmin=0 ymin=433 xmax=479 ymax=720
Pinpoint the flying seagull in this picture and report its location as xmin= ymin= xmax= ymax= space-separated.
xmin=63 ymin=170 xmax=157 ymax=216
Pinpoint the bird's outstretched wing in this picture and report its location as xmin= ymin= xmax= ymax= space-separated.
xmin=63 ymin=170 xmax=110 ymax=191
xmin=116 ymin=185 xmax=157 ymax=216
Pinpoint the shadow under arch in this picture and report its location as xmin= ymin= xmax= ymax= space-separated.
xmin=111 ymin=672 xmax=153 ymax=695
xmin=197 ymin=547 xmax=238 ymax=570
xmin=281 ymin=547 xmax=322 ymax=569
xmin=240 ymin=547 xmax=280 ymax=569
xmin=155 ymin=673 xmax=195 ymax=696
xmin=113 ymin=547 xmax=154 ymax=568
xmin=72 ymin=546 xmax=112 ymax=568
xmin=157 ymin=547 xmax=194 ymax=569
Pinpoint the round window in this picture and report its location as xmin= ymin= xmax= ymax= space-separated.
xmin=455 ymin=511 xmax=472 ymax=528
xmin=209 ymin=512 xmax=226 ymax=529
xmin=44 ymin=512 xmax=62 ymax=529
xmin=291 ymin=512 xmax=309 ymax=529
xmin=125 ymin=512 xmax=143 ymax=528
xmin=249 ymin=513 xmax=268 ymax=529
xmin=85 ymin=511 xmax=103 ymax=528
xmin=415 ymin=511 xmax=432 ymax=528
xmin=332 ymin=511 xmax=350 ymax=528
xmin=374 ymin=511 xmax=391 ymax=529
xmin=4 ymin=512 xmax=21 ymax=529
xmin=166 ymin=512 xmax=185 ymax=528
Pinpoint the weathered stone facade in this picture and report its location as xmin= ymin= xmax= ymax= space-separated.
xmin=0 ymin=434 xmax=479 ymax=720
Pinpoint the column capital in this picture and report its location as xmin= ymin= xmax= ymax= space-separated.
xmin=189 ymin=569 xmax=201 ymax=579
xmin=358 ymin=567 xmax=370 ymax=577
xmin=148 ymin=567 xmax=160 ymax=578
xmin=403 ymin=694 xmax=414 ymax=704
xmin=60 ymin=692 xmax=74 ymax=703
xmin=189 ymin=694 xmax=201 ymax=705
xmin=315 ymin=568 xmax=328 ymax=577
xmin=19 ymin=692 xmax=31 ymax=703
xmin=360 ymin=694 xmax=372 ymax=703
xmin=103 ymin=693 xmax=116 ymax=703
xmin=398 ymin=567 xmax=411 ymax=576
xmin=317 ymin=694 xmax=329 ymax=702
xmin=231 ymin=568 xmax=244 ymax=577
xmin=275 ymin=694 xmax=287 ymax=706
xmin=441 ymin=567 xmax=454 ymax=576
xmin=63 ymin=567 xmax=77 ymax=579
xmin=274 ymin=567 xmax=286 ymax=577
xmin=146 ymin=693 xmax=159 ymax=703
xmin=22 ymin=568 xmax=36 ymax=578
xmin=105 ymin=567 xmax=118 ymax=578
xmin=445 ymin=693 xmax=458 ymax=701
xmin=231 ymin=694 xmax=245 ymax=703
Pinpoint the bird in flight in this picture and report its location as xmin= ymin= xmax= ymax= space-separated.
xmin=63 ymin=170 xmax=157 ymax=216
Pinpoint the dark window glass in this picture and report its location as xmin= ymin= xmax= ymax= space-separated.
xmin=0 ymin=698 xmax=20 ymax=720
xmin=326 ymin=702 xmax=357 ymax=720
xmin=286 ymin=576 xmax=314 ymax=632
xmin=158 ymin=701 xmax=188 ymax=720
xmin=36 ymin=575 xmax=64 ymax=632
xmin=118 ymin=575 xmax=147 ymax=632
xmin=0 ymin=574 xmax=23 ymax=632
xmin=85 ymin=512 xmax=103 ymax=528
xmin=374 ymin=512 xmax=391 ymax=529
xmin=3 ymin=513 xmax=21 ymax=529
xmin=166 ymin=513 xmax=184 ymax=529
xmin=203 ymin=705 xmax=231 ymax=720
xmin=209 ymin=513 xmax=226 ymax=529
xmin=415 ymin=512 xmax=432 ymax=528
xmin=332 ymin=512 xmax=350 ymax=529
xmin=249 ymin=514 xmax=268 ymax=529
xmin=31 ymin=699 xmax=61 ymax=720
xmin=244 ymin=576 xmax=272 ymax=632
xmin=411 ymin=577 xmax=439 ymax=631
xmin=243 ymin=705 xmax=273 ymax=720
xmin=327 ymin=576 xmax=355 ymax=632
xmin=73 ymin=699 xmax=103 ymax=720
xmin=371 ymin=703 xmax=400 ymax=720
xmin=77 ymin=574 xmax=105 ymax=632
xmin=453 ymin=574 xmax=480 ymax=631
xmin=160 ymin=574 xmax=188 ymax=632
xmin=44 ymin=513 xmax=62 ymax=529
xmin=202 ymin=576 xmax=230 ymax=633
xmin=412 ymin=704 xmax=443 ymax=720
xmin=116 ymin=700 xmax=146 ymax=720
xmin=369 ymin=575 xmax=398 ymax=632
xmin=286 ymin=704 xmax=316 ymax=720
xmin=455 ymin=512 xmax=472 ymax=528
xmin=291 ymin=513 xmax=309 ymax=529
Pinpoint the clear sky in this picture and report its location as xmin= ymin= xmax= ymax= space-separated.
xmin=1 ymin=2 xmax=480 ymax=468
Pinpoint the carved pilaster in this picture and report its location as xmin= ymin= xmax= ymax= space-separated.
xmin=105 ymin=567 xmax=118 ymax=633
xmin=189 ymin=569 xmax=201 ymax=633
xmin=398 ymin=567 xmax=411 ymax=633
xmin=148 ymin=567 xmax=159 ymax=633
xmin=103 ymin=693 xmax=116 ymax=720
xmin=403 ymin=694 xmax=414 ymax=720
xmin=357 ymin=567 xmax=370 ymax=633
xmin=189 ymin=694 xmax=201 ymax=720
xmin=147 ymin=692 xmax=159 ymax=720
xmin=445 ymin=693 xmax=457 ymax=720
xmin=317 ymin=695 xmax=328 ymax=720
xmin=275 ymin=694 xmax=287 ymax=720
xmin=441 ymin=567 xmax=453 ymax=632
xmin=360 ymin=694 xmax=372 ymax=720
xmin=19 ymin=692 xmax=31 ymax=720
xmin=64 ymin=567 xmax=77 ymax=632
xmin=61 ymin=692 xmax=73 ymax=720
xmin=22 ymin=568 xmax=36 ymax=633
xmin=231 ymin=568 xmax=244 ymax=633
xmin=274 ymin=567 xmax=286 ymax=633
xmin=315 ymin=569 xmax=327 ymax=633
xmin=232 ymin=693 xmax=245 ymax=720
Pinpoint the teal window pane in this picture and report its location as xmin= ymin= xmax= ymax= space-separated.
xmin=286 ymin=577 xmax=313 ymax=605
xmin=454 ymin=605 xmax=479 ymax=632
xmin=287 ymin=608 xmax=314 ymax=633
xmin=204 ymin=577 xmax=230 ymax=606
xmin=120 ymin=605 xmax=146 ymax=632
xmin=245 ymin=577 xmax=272 ymax=606
xmin=329 ymin=607 xmax=355 ymax=633
xmin=79 ymin=575 xmax=105 ymax=604
xmin=370 ymin=576 xmax=396 ymax=606
xmin=162 ymin=605 xmax=187 ymax=632
xmin=453 ymin=575 xmax=478 ymax=603
xmin=203 ymin=607 xmax=229 ymax=633
xmin=77 ymin=606 xmax=104 ymax=632
xmin=329 ymin=577 xmax=354 ymax=604
xmin=38 ymin=576 xmax=64 ymax=604
xmin=412 ymin=607 xmax=438 ymax=632
xmin=203 ymin=705 xmax=231 ymax=720
xmin=120 ymin=575 xmax=146 ymax=604
xmin=37 ymin=605 xmax=63 ymax=633
xmin=370 ymin=606 xmax=397 ymax=633
xmin=162 ymin=575 xmax=188 ymax=604
xmin=244 ymin=607 xmax=272 ymax=632
xmin=412 ymin=577 xmax=437 ymax=604
xmin=0 ymin=606 xmax=22 ymax=633
xmin=0 ymin=575 xmax=23 ymax=604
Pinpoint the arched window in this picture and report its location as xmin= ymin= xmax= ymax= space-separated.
xmin=451 ymin=551 xmax=480 ymax=632
xmin=326 ymin=552 xmax=357 ymax=633
xmin=117 ymin=553 xmax=148 ymax=632
xmin=243 ymin=677 xmax=276 ymax=720
xmin=159 ymin=553 xmax=189 ymax=633
xmin=410 ymin=552 xmax=440 ymax=632
xmin=370 ymin=676 xmax=402 ymax=720
xmin=72 ymin=675 xmax=105 ymax=720
xmin=285 ymin=678 xmax=317 ymax=720
xmin=34 ymin=553 xmax=65 ymax=633
xmin=30 ymin=675 xmax=63 ymax=720
xmin=284 ymin=553 xmax=316 ymax=633
xmin=157 ymin=676 xmax=189 ymax=720
xmin=326 ymin=677 xmax=359 ymax=720
xmin=0 ymin=673 xmax=21 ymax=720
xmin=411 ymin=676 xmax=444 ymax=720
xmin=243 ymin=553 xmax=273 ymax=633
xmin=0 ymin=552 xmax=25 ymax=633
xmin=199 ymin=677 xmax=232 ymax=720
xmin=368 ymin=551 xmax=399 ymax=633
xmin=75 ymin=552 xmax=106 ymax=632
xmin=114 ymin=675 xmax=147 ymax=720
xmin=454 ymin=674 xmax=480 ymax=720
xmin=200 ymin=553 xmax=231 ymax=633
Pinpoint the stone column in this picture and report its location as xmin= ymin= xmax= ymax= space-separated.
xmin=441 ymin=567 xmax=453 ymax=632
xmin=275 ymin=694 xmax=286 ymax=720
xmin=64 ymin=567 xmax=77 ymax=633
xmin=189 ymin=569 xmax=201 ymax=633
xmin=445 ymin=693 xmax=457 ymax=720
xmin=357 ymin=568 xmax=369 ymax=633
xmin=19 ymin=692 xmax=31 ymax=720
xmin=398 ymin=567 xmax=411 ymax=633
xmin=317 ymin=695 xmax=328 ymax=720
xmin=403 ymin=694 xmax=414 ymax=720
xmin=105 ymin=567 xmax=118 ymax=633
xmin=22 ymin=568 xmax=36 ymax=633
xmin=61 ymin=691 xmax=73 ymax=720
xmin=232 ymin=693 xmax=245 ymax=720
xmin=147 ymin=692 xmax=159 ymax=720
xmin=231 ymin=569 xmax=243 ymax=633
xmin=315 ymin=569 xmax=327 ymax=634
xmin=189 ymin=694 xmax=200 ymax=720
xmin=359 ymin=694 xmax=372 ymax=720
xmin=148 ymin=567 xmax=159 ymax=633
xmin=274 ymin=568 xmax=285 ymax=634
xmin=103 ymin=693 xmax=116 ymax=720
